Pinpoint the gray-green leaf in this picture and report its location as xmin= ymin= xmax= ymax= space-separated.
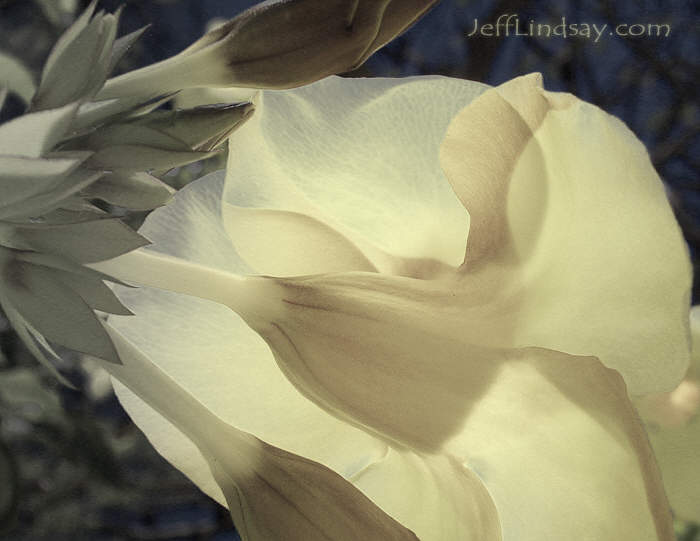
xmin=82 ymin=171 xmax=174 ymax=210
xmin=0 ymin=102 xmax=77 ymax=157
xmin=0 ymin=166 xmax=103 ymax=221
xmin=0 ymin=153 xmax=86 ymax=207
xmin=1 ymin=218 xmax=149 ymax=263
xmin=85 ymin=144 xmax=218 ymax=171
xmin=0 ymin=260 xmax=120 ymax=362
xmin=52 ymin=267 xmax=132 ymax=315
xmin=31 ymin=3 xmax=119 ymax=110
xmin=108 ymin=24 xmax=150 ymax=74
xmin=135 ymin=101 xmax=254 ymax=151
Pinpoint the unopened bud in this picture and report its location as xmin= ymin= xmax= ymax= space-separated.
xmin=98 ymin=0 xmax=439 ymax=99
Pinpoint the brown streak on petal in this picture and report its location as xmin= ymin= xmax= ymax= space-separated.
xmin=439 ymin=73 xmax=574 ymax=268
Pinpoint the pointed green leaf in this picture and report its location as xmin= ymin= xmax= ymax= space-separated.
xmin=109 ymin=25 xmax=150 ymax=74
xmin=6 ymin=205 xmax=106 ymax=226
xmin=31 ymin=0 xmax=97 ymax=109
xmin=1 ymin=304 xmax=75 ymax=387
xmin=72 ymin=93 xmax=175 ymax=134
xmin=52 ymin=267 xmax=132 ymax=315
xmin=136 ymin=102 xmax=254 ymax=151
xmin=86 ymin=144 xmax=218 ymax=171
xmin=84 ymin=11 xmax=121 ymax=100
xmin=3 ymin=218 xmax=149 ymax=263
xmin=83 ymin=171 xmax=174 ymax=210
xmin=31 ymin=3 xmax=114 ymax=110
xmin=0 ymin=154 xmax=85 ymax=207
xmin=14 ymin=249 xmax=132 ymax=286
xmin=0 ymin=167 xmax=103 ymax=220
xmin=0 ymin=50 xmax=36 ymax=104
xmin=42 ymin=0 xmax=97 ymax=73
xmin=0 ymin=261 xmax=120 ymax=362
xmin=0 ymin=102 xmax=77 ymax=157
xmin=76 ymin=123 xmax=193 ymax=152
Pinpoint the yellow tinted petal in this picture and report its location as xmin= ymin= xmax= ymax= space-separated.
xmin=439 ymin=74 xmax=691 ymax=394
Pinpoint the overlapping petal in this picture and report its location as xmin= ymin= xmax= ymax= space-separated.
xmin=100 ymin=74 xmax=688 ymax=540
xmin=104 ymin=327 xmax=429 ymax=541
xmin=642 ymin=306 xmax=700 ymax=522
xmin=439 ymin=74 xmax=691 ymax=395
xmin=224 ymin=75 xmax=487 ymax=269
xmin=106 ymin=172 xmax=501 ymax=540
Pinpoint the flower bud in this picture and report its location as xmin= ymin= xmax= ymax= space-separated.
xmin=98 ymin=0 xmax=439 ymax=99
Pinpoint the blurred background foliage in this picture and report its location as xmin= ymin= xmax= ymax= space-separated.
xmin=0 ymin=0 xmax=698 ymax=539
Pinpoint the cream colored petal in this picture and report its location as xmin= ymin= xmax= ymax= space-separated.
xmin=351 ymin=449 xmax=502 ymax=541
xmin=646 ymin=414 xmax=700 ymax=523
xmin=238 ymin=272 xmax=501 ymax=452
xmin=110 ymin=287 xmax=387 ymax=495
xmin=107 ymin=173 xmax=502 ymax=539
xmin=439 ymin=73 xmax=551 ymax=263
xmin=112 ymin=334 xmax=502 ymax=541
xmin=104 ymin=327 xmax=423 ymax=541
xmin=108 ymin=173 xmax=388 ymax=502
xmin=444 ymin=348 xmax=673 ymax=541
xmin=236 ymin=271 xmax=671 ymax=540
xmin=643 ymin=306 xmax=700 ymax=522
xmin=439 ymin=74 xmax=691 ymax=394
xmin=222 ymin=205 xmax=377 ymax=275
xmin=224 ymin=75 xmax=488 ymax=268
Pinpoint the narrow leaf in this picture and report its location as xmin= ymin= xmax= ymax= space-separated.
xmin=75 ymin=123 xmax=193 ymax=152
xmin=5 ymin=218 xmax=149 ymax=263
xmin=14 ymin=249 xmax=132 ymax=286
xmin=109 ymin=25 xmax=150 ymax=74
xmin=43 ymin=0 xmax=98 ymax=74
xmin=0 ymin=301 xmax=75 ymax=387
xmin=0 ymin=102 xmax=77 ymax=157
xmin=52 ymin=268 xmax=132 ymax=315
xmin=0 ymin=167 xmax=103 ymax=220
xmin=1 ymin=260 xmax=120 ymax=362
xmin=83 ymin=171 xmax=174 ymax=210
xmin=86 ymin=144 xmax=218 ymax=171
xmin=135 ymin=102 xmax=254 ymax=151
xmin=31 ymin=0 xmax=101 ymax=110
xmin=83 ymin=11 xmax=121 ymax=101
xmin=72 ymin=93 xmax=175 ymax=134
xmin=2 ymin=261 xmax=119 ymax=363
xmin=0 ymin=154 xmax=85 ymax=207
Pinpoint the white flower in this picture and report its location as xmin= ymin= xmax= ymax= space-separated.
xmin=93 ymin=73 xmax=691 ymax=540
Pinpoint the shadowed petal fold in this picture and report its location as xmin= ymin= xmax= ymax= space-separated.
xmin=106 ymin=172 xmax=502 ymax=540
xmin=439 ymin=74 xmax=691 ymax=395
xmin=104 ymin=328 xmax=425 ymax=541
xmin=231 ymin=271 xmax=673 ymax=540
xmin=224 ymin=76 xmax=488 ymax=269
xmin=642 ymin=306 xmax=700 ymax=522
